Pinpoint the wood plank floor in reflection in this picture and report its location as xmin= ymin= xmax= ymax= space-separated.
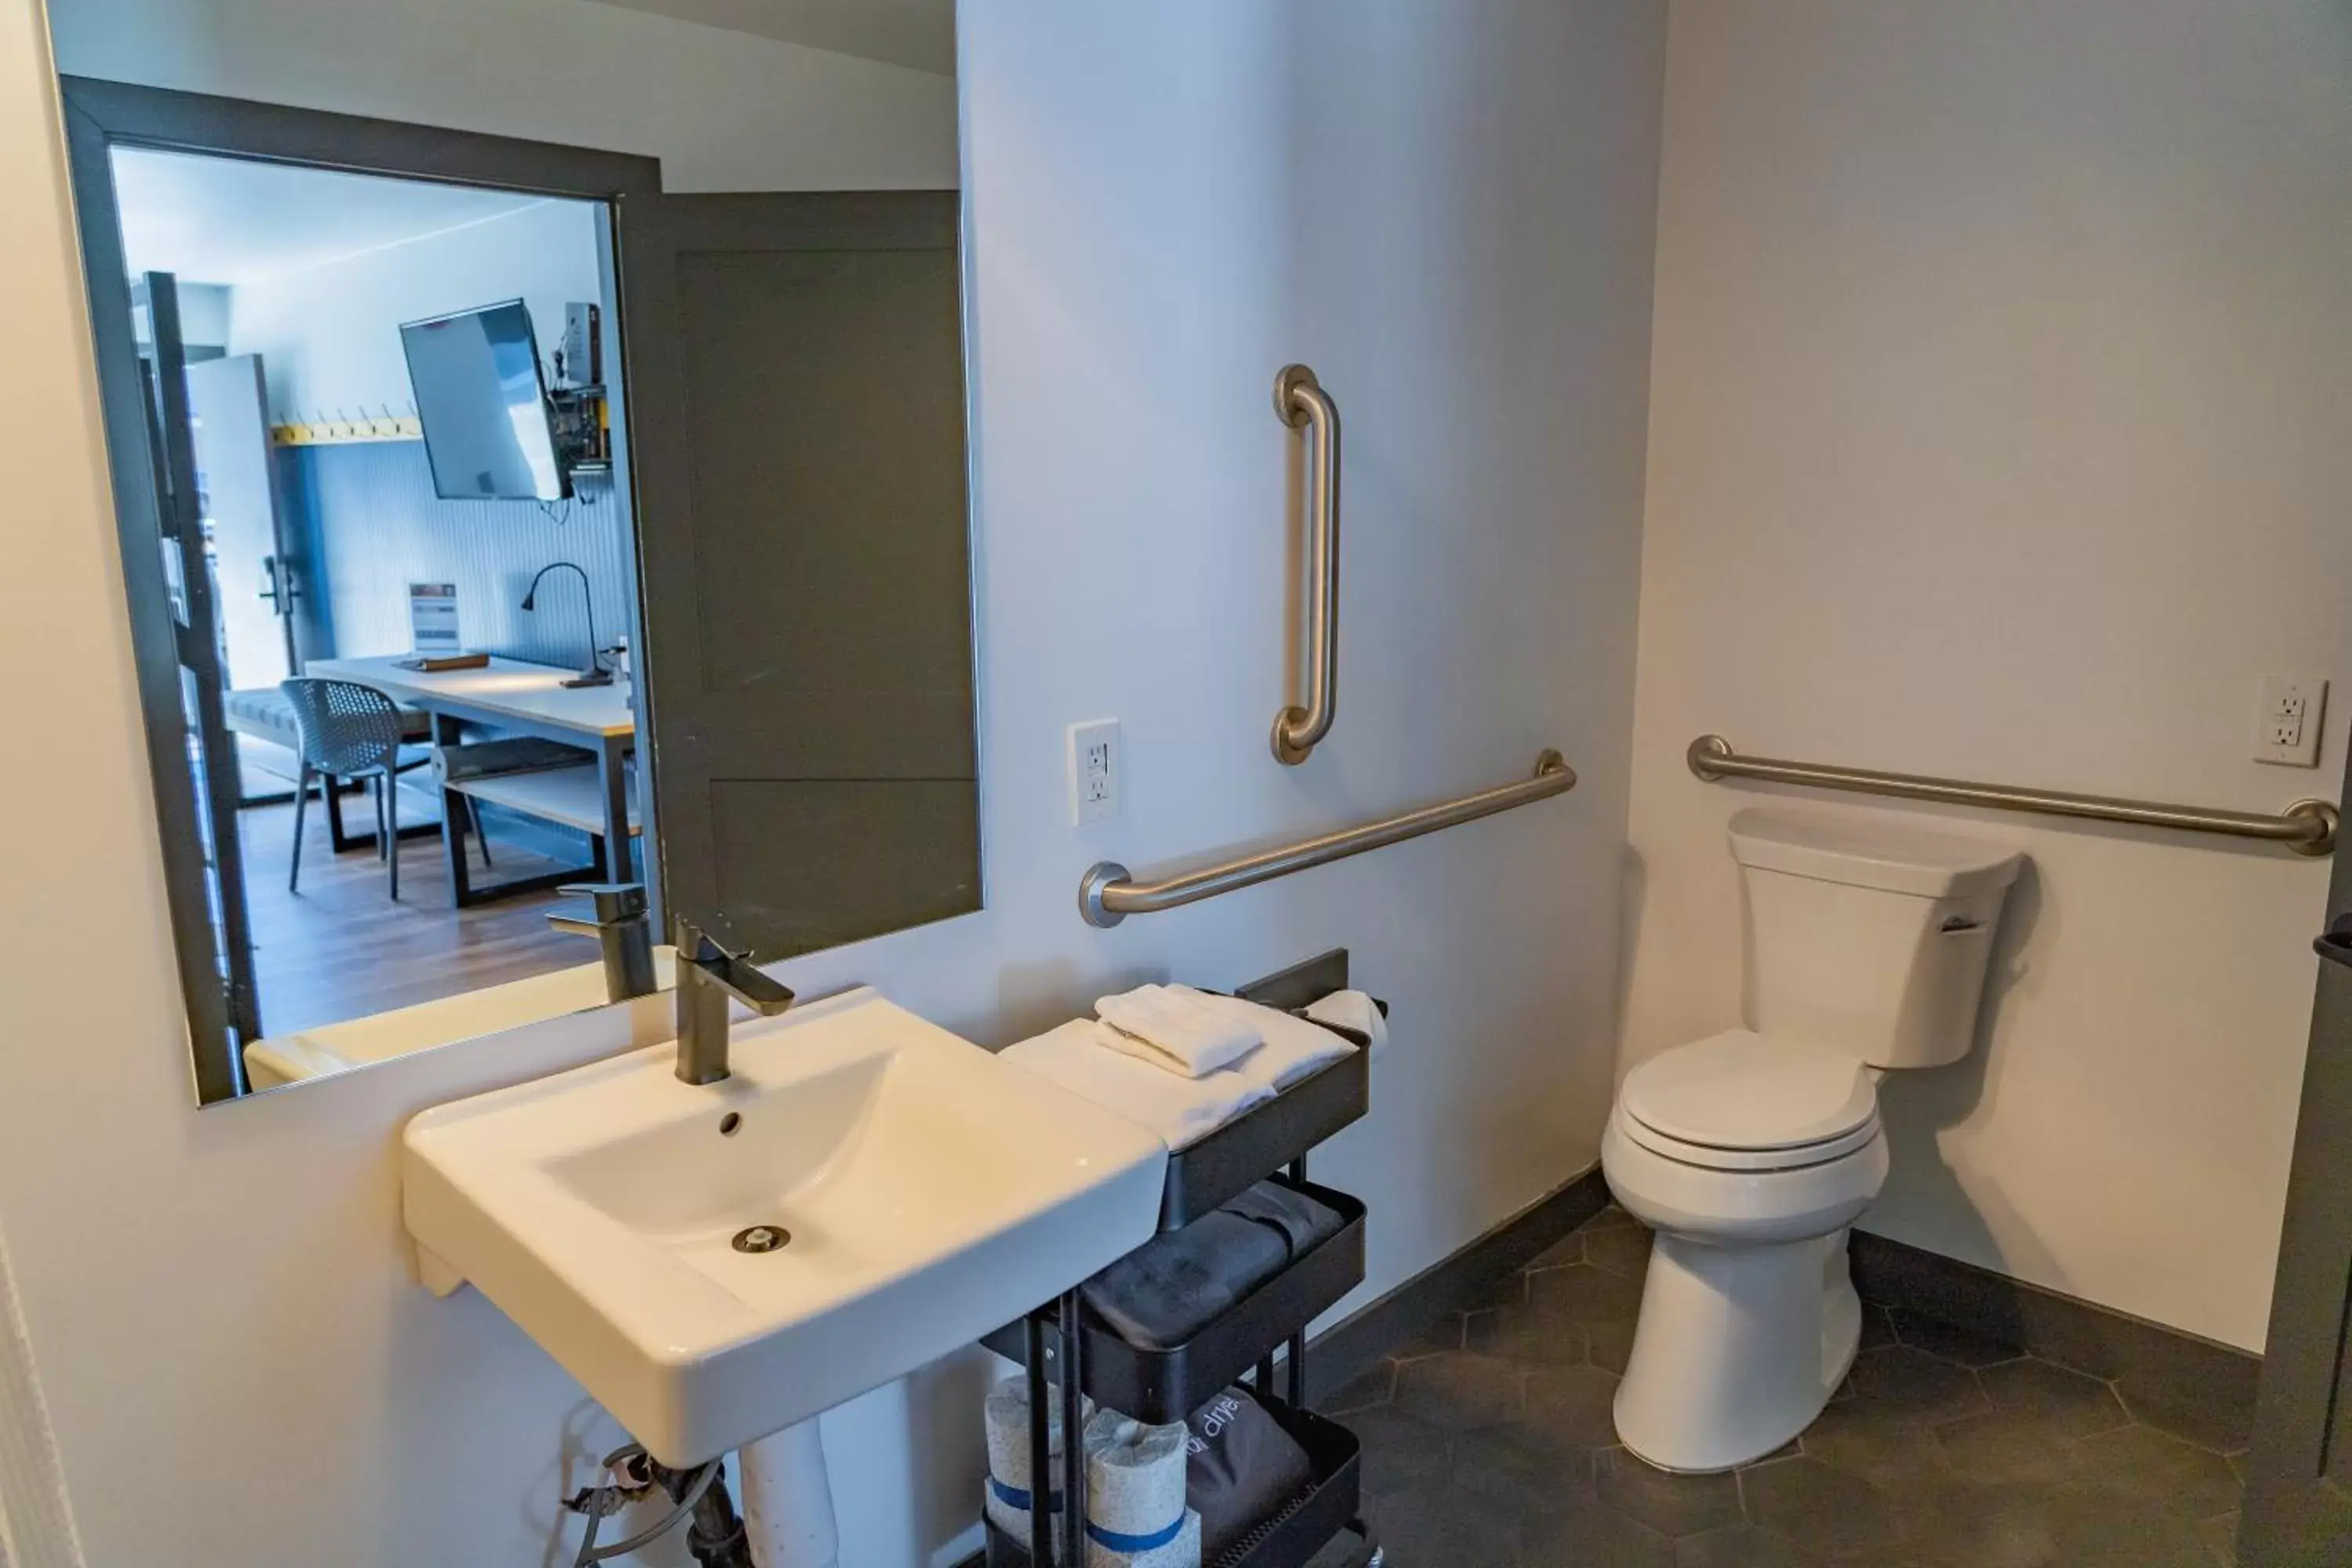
xmin=235 ymin=790 xmax=587 ymax=1038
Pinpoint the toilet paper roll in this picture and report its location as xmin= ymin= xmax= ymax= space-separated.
xmin=1082 ymin=1409 xmax=1196 ymax=1568
xmin=984 ymin=1375 xmax=1090 ymax=1552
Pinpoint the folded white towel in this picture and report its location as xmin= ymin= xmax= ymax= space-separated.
xmin=1093 ymin=984 xmax=1261 ymax=1078
xmin=1002 ymin=1020 xmax=1275 ymax=1149
xmin=1305 ymin=989 xmax=1387 ymax=1055
xmin=1179 ymin=989 xmax=1357 ymax=1091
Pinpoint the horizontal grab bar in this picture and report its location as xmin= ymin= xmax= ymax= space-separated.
xmin=1080 ymin=750 xmax=1576 ymax=927
xmin=1688 ymin=735 xmax=2338 ymax=856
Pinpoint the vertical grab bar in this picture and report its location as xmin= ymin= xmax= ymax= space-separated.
xmin=1272 ymin=365 xmax=1342 ymax=764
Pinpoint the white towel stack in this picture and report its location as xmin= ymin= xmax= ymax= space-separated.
xmin=1002 ymin=1021 xmax=1275 ymax=1150
xmin=998 ymin=985 xmax=1369 ymax=1152
xmin=1094 ymin=984 xmax=1261 ymax=1076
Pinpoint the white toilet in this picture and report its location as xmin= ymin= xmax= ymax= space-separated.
xmin=1602 ymin=806 xmax=2023 ymax=1473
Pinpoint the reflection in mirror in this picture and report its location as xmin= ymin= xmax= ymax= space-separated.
xmin=49 ymin=4 xmax=971 ymax=1105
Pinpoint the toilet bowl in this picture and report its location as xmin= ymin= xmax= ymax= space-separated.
xmin=1602 ymin=808 xmax=2022 ymax=1472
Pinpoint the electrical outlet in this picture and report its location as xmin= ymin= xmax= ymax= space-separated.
xmin=1067 ymin=719 xmax=1120 ymax=826
xmin=2254 ymin=676 xmax=2328 ymax=768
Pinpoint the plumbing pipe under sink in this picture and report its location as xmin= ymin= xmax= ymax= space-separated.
xmin=740 ymin=1420 xmax=838 ymax=1568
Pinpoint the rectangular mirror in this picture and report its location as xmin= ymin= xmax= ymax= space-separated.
xmin=48 ymin=5 xmax=974 ymax=1105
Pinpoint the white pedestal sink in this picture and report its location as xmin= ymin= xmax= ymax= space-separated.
xmin=402 ymin=987 xmax=1169 ymax=1466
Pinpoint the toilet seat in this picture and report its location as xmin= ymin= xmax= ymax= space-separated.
xmin=1619 ymin=1030 xmax=1879 ymax=1173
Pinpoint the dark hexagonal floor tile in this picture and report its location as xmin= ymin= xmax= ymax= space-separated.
xmin=1529 ymin=1261 xmax=1647 ymax=1327
xmin=2198 ymin=1509 xmax=2238 ymax=1566
xmin=2042 ymin=1477 xmax=2216 ymax=1568
xmin=1320 ymin=1360 xmax=1395 ymax=1415
xmin=1893 ymin=1473 xmax=2067 ymax=1568
xmin=1388 ymin=1309 xmax=1470 ymax=1363
xmin=1392 ymin=1350 xmax=1526 ymax=1431
xmin=1671 ymin=1523 xmax=1824 ymax=1568
xmin=1528 ymin=1231 xmax=1587 ymax=1271
xmin=1594 ymin=1445 xmax=1744 ymax=1537
xmin=1523 ymin=1494 xmax=1678 ymax=1568
xmin=1345 ymin=1404 xmax=1454 ymax=1496
xmin=1797 ymin=1399 xmax=1951 ymax=1490
xmin=1737 ymin=1456 xmax=1902 ymax=1558
xmin=1975 ymin=1357 xmax=2129 ymax=1441
xmin=1887 ymin=1308 xmax=2026 ymax=1369
xmin=2074 ymin=1424 xmax=2242 ymax=1521
xmin=1584 ymin=1203 xmax=1640 ymax=1231
xmin=1858 ymin=1303 xmax=1896 ymax=1349
xmin=1584 ymin=1222 xmax=1656 ymax=1279
xmin=1848 ymin=1345 xmax=1991 ymax=1428
xmin=2115 ymin=1374 xmax=2258 ymax=1457
xmin=1454 ymin=1421 xmax=1595 ymax=1518
xmin=1587 ymin=1319 xmax=1638 ymax=1376
xmin=1363 ymin=1484 xmax=1530 ymax=1565
xmin=1933 ymin=1408 xmax=2083 ymax=1487
xmin=1522 ymin=1363 xmax=1627 ymax=1450
xmin=1471 ymin=1301 xmax=1591 ymax=1367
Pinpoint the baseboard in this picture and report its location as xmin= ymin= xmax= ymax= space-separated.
xmin=1849 ymin=1227 xmax=2261 ymax=1452
xmin=1302 ymin=1165 xmax=1611 ymax=1403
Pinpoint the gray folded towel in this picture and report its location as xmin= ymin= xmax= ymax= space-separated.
xmin=1224 ymin=1183 xmax=1342 ymax=1257
xmin=1081 ymin=1183 xmax=1346 ymax=1351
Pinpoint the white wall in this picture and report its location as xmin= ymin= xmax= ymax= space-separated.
xmin=227 ymin=198 xmax=602 ymax=423
xmin=1620 ymin=0 xmax=2352 ymax=1351
xmin=5 ymin=4 xmax=1664 ymax=1566
xmin=49 ymin=0 xmax=957 ymax=193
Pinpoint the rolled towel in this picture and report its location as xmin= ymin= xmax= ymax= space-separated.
xmin=1303 ymin=989 xmax=1387 ymax=1055
xmin=1083 ymin=1410 xmax=1202 ymax=1568
xmin=1002 ymin=1020 xmax=1274 ymax=1150
xmin=984 ymin=1374 xmax=1090 ymax=1553
xmin=1094 ymin=984 xmax=1261 ymax=1078
xmin=1180 ymin=989 xmax=1357 ymax=1091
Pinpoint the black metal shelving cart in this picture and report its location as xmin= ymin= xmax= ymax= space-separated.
xmin=977 ymin=950 xmax=1385 ymax=1568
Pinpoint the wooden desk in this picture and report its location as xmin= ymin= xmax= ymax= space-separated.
xmin=306 ymin=655 xmax=641 ymax=902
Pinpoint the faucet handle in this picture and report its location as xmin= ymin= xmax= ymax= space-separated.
xmin=676 ymin=919 xmax=797 ymax=1017
xmin=557 ymin=882 xmax=648 ymax=924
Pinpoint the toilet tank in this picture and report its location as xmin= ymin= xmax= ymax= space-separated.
xmin=1730 ymin=807 xmax=2024 ymax=1069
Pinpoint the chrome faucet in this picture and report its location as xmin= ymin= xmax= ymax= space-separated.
xmin=673 ymin=919 xmax=796 ymax=1085
xmin=546 ymin=883 xmax=659 ymax=1004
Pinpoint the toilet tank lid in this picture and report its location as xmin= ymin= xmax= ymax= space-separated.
xmin=1622 ymin=1030 xmax=1878 ymax=1151
xmin=1728 ymin=807 xmax=2023 ymax=898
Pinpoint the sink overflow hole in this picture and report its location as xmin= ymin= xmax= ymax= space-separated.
xmin=732 ymin=1225 xmax=791 ymax=1254
xmin=718 ymin=1112 xmax=742 ymax=1137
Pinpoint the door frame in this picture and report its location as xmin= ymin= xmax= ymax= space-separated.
xmin=56 ymin=77 xmax=662 ymax=1100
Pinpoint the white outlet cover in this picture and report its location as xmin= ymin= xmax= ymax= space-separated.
xmin=2254 ymin=675 xmax=2328 ymax=768
xmin=1068 ymin=719 xmax=1120 ymax=825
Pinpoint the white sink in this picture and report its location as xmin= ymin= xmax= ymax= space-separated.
xmin=402 ymin=988 xmax=1168 ymax=1465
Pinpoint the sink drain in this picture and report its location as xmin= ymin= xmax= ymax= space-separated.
xmin=731 ymin=1225 xmax=791 ymax=1254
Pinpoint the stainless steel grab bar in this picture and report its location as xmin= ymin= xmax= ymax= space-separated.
xmin=1689 ymin=735 xmax=2339 ymax=855
xmin=1080 ymin=750 xmax=1574 ymax=927
xmin=1272 ymin=365 xmax=1341 ymax=764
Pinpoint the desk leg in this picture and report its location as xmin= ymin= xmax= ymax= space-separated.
xmin=598 ymin=738 xmax=633 ymax=884
xmin=434 ymin=713 xmax=477 ymax=908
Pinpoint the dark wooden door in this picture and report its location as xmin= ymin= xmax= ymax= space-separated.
xmin=615 ymin=191 xmax=979 ymax=959
xmin=2243 ymin=743 xmax=2352 ymax=1563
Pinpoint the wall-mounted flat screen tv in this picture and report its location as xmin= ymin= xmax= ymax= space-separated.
xmin=400 ymin=299 xmax=569 ymax=501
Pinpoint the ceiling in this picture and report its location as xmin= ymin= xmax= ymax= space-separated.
xmin=583 ymin=0 xmax=955 ymax=76
xmin=112 ymin=148 xmax=552 ymax=288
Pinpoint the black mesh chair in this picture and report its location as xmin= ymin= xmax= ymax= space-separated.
xmin=281 ymin=677 xmax=481 ymax=899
